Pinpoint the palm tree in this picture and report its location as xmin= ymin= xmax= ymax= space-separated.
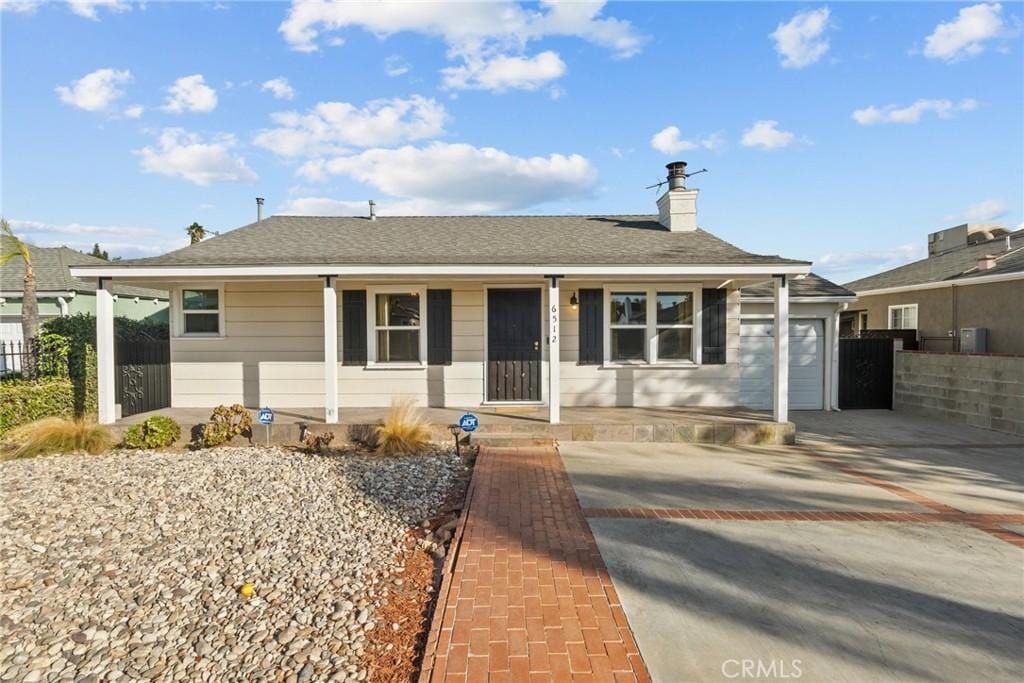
xmin=1 ymin=218 xmax=39 ymax=376
xmin=186 ymin=222 xmax=206 ymax=244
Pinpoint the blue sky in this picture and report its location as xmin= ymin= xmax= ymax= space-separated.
xmin=2 ymin=1 xmax=1021 ymax=282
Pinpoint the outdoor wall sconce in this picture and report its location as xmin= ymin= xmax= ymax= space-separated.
xmin=569 ymin=292 xmax=579 ymax=310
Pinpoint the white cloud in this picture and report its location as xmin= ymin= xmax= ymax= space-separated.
xmin=55 ymin=68 xmax=131 ymax=112
xmin=384 ymin=55 xmax=410 ymax=77
xmin=162 ymin=74 xmax=218 ymax=113
xmin=650 ymin=126 xmax=724 ymax=155
xmin=771 ymin=7 xmax=831 ymax=68
xmin=923 ymin=3 xmax=1012 ymax=62
xmin=298 ymin=142 xmax=597 ymax=213
xmin=852 ymin=98 xmax=978 ymax=125
xmin=67 ymin=0 xmax=132 ymax=20
xmin=818 ymin=243 xmax=927 ymax=281
xmin=135 ymin=128 xmax=258 ymax=186
xmin=959 ymin=199 xmax=1009 ymax=222
xmin=123 ymin=104 xmax=144 ymax=118
xmin=280 ymin=0 xmax=644 ymax=56
xmin=261 ymin=77 xmax=295 ymax=100
xmin=1 ymin=1 xmax=42 ymax=14
xmin=278 ymin=0 xmax=643 ymax=93
xmin=740 ymin=120 xmax=796 ymax=150
xmin=442 ymin=51 xmax=567 ymax=92
xmin=253 ymin=95 xmax=447 ymax=158
xmin=280 ymin=196 xmax=447 ymax=216
xmin=8 ymin=218 xmax=159 ymax=238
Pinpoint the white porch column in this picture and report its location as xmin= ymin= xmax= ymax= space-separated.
xmin=548 ymin=276 xmax=561 ymax=424
xmin=96 ymin=279 xmax=116 ymax=425
xmin=773 ymin=275 xmax=789 ymax=423
xmin=323 ymin=276 xmax=339 ymax=424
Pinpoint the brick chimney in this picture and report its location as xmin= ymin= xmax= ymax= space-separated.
xmin=657 ymin=161 xmax=698 ymax=232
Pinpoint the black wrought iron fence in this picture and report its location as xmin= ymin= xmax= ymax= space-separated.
xmin=1 ymin=340 xmax=32 ymax=379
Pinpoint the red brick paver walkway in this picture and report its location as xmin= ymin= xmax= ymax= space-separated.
xmin=420 ymin=447 xmax=650 ymax=682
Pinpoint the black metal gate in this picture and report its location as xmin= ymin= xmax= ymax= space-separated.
xmin=838 ymin=337 xmax=894 ymax=409
xmin=115 ymin=339 xmax=170 ymax=417
xmin=487 ymin=288 xmax=542 ymax=401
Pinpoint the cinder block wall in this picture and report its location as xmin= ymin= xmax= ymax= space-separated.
xmin=895 ymin=351 xmax=1024 ymax=435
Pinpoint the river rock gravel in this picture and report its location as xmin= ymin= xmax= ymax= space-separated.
xmin=0 ymin=446 xmax=467 ymax=682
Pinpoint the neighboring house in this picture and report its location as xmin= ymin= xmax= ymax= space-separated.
xmin=71 ymin=162 xmax=851 ymax=425
xmin=842 ymin=224 xmax=1024 ymax=354
xmin=0 ymin=238 xmax=169 ymax=343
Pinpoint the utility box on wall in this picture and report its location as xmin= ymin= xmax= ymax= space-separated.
xmin=960 ymin=327 xmax=988 ymax=354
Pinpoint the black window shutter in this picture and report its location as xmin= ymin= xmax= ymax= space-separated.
xmin=427 ymin=289 xmax=452 ymax=365
xmin=701 ymin=288 xmax=727 ymax=364
xmin=342 ymin=290 xmax=367 ymax=366
xmin=578 ymin=289 xmax=603 ymax=365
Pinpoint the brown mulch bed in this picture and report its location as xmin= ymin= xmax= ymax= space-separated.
xmin=363 ymin=448 xmax=475 ymax=682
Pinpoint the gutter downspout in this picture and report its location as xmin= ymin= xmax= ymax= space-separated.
xmin=57 ymin=296 xmax=69 ymax=317
xmin=831 ymin=303 xmax=847 ymax=411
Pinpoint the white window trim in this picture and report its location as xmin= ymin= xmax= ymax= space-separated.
xmin=602 ymin=284 xmax=702 ymax=367
xmin=887 ymin=303 xmax=918 ymax=330
xmin=172 ymin=283 xmax=225 ymax=339
xmin=366 ymin=285 xmax=427 ymax=368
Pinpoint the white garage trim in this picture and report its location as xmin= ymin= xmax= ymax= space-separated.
xmin=740 ymin=316 xmax=832 ymax=411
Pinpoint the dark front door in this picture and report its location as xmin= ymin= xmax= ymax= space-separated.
xmin=487 ymin=288 xmax=542 ymax=401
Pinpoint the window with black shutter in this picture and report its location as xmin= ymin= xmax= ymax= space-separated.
xmin=701 ymin=288 xmax=727 ymax=364
xmin=342 ymin=290 xmax=367 ymax=366
xmin=577 ymin=288 xmax=603 ymax=364
xmin=427 ymin=289 xmax=452 ymax=365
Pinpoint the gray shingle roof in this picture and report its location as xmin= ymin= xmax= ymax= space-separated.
xmin=844 ymin=230 xmax=1024 ymax=292
xmin=1 ymin=237 xmax=166 ymax=299
xmin=98 ymin=215 xmax=809 ymax=268
xmin=742 ymin=273 xmax=854 ymax=299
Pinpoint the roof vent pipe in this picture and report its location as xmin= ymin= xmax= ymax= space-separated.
xmin=369 ymin=200 xmax=377 ymax=221
xmin=256 ymin=197 xmax=265 ymax=222
xmin=666 ymin=161 xmax=688 ymax=190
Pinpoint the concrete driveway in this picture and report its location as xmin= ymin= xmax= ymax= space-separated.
xmin=560 ymin=411 xmax=1024 ymax=682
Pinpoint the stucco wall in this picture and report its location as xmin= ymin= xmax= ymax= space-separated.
xmin=850 ymin=279 xmax=1024 ymax=353
xmin=168 ymin=279 xmax=761 ymax=409
xmin=895 ymin=351 xmax=1024 ymax=435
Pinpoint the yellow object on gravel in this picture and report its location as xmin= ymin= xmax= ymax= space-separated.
xmin=239 ymin=583 xmax=255 ymax=598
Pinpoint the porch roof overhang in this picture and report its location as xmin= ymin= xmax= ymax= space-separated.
xmin=69 ymin=262 xmax=813 ymax=281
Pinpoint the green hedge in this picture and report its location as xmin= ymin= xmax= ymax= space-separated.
xmin=0 ymin=378 xmax=75 ymax=437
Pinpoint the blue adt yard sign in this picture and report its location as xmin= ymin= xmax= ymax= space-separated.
xmin=258 ymin=408 xmax=274 ymax=426
xmin=458 ymin=413 xmax=479 ymax=433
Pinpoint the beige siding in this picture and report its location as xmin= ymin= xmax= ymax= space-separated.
xmin=170 ymin=278 xmax=756 ymax=410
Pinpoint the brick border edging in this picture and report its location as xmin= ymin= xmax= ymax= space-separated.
xmin=418 ymin=455 xmax=481 ymax=682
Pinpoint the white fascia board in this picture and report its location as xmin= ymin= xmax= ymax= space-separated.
xmin=740 ymin=296 xmax=857 ymax=304
xmin=0 ymin=290 xmax=75 ymax=298
xmin=68 ymin=263 xmax=813 ymax=279
xmin=852 ymin=270 xmax=1024 ymax=297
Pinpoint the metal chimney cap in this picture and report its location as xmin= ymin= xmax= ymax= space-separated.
xmin=255 ymin=197 xmax=265 ymax=204
xmin=666 ymin=161 xmax=688 ymax=175
xmin=666 ymin=161 xmax=688 ymax=190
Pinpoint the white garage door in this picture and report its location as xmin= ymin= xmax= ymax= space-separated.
xmin=740 ymin=319 xmax=825 ymax=410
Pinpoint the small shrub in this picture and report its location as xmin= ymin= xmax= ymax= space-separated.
xmin=0 ymin=378 xmax=75 ymax=437
xmin=3 ymin=417 xmax=114 ymax=459
xmin=303 ymin=431 xmax=335 ymax=453
xmin=122 ymin=415 xmax=181 ymax=449
xmin=196 ymin=404 xmax=252 ymax=448
xmin=376 ymin=398 xmax=432 ymax=456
